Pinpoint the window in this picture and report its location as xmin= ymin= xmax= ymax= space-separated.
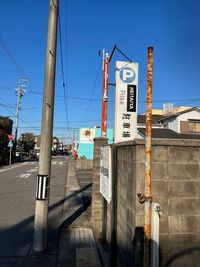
xmin=188 ymin=120 xmax=200 ymax=133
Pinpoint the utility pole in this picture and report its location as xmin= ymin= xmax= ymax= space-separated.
xmin=14 ymin=79 xmax=28 ymax=157
xmin=33 ymin=0 xmax=59 ymax=252
xmin=101 ymin=49 xmax=109 ymax=137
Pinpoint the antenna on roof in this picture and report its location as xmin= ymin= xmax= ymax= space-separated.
xmin=163 ymin=103 xmax=173 ymax=115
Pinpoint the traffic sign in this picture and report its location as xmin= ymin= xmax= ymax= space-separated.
xmin=7 ymin=134 xmax=14 ymax=141
xmin=8 ymin=141 xmax=13 ymax=147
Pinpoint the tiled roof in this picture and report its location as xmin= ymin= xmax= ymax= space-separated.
xmin=157 ymin=107 xmax=200 ymax=122
xmin=137 ymin=114 xmax=166 ymax=124
xmin=138 ymin=127 xmax=200 ymax=139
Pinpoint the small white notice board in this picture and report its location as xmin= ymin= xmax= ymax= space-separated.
xmin=100 ymin=146 xmax=112 ymax=203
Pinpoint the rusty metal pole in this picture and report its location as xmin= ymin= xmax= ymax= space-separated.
xmin=101 ymin=51 xmax=109 ymax=137
xmin=144 ymin=47 xmax=154 ymax=267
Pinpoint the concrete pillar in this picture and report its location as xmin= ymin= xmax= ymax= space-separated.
xmin=91 ymin=137 xmax=108 ymax=239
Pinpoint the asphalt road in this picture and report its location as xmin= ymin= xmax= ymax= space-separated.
xmin=0 ymin=156 xmax=68 ymax=259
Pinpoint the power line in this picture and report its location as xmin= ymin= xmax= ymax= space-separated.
xmin=0 ymin=33 xmax=41 ymax=101
xmin=1 ymin=84 xmax=200 ymax=105
xmin=82 ymin=58 xmax=102 ymax=121
xmin=0 ymin=96 xmax=38 ymax=132
xmin=0 ymin=102 xmax=15 ymax=109
xmin=0 ymin=34 xmax=28 ymax=78
xmin=57 ymin=9 xmax=76 ymax=144
xmin=58 ymin=10 xmax=70 ymax=127
xmin=0 ymin=68 xmax=45 ymax=74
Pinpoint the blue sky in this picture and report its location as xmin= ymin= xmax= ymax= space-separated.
xmin=0 ymin=0 xmax=200 ymax=143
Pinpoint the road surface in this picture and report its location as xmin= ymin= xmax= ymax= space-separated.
xmin=0 ymin=156 xmax=68 ymax=259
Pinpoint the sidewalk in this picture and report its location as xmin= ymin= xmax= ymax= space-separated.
xmin=57 ymin=160 xmax=102 ymax=267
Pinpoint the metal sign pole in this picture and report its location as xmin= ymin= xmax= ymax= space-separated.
xmin=9 ymin=146 xmax=12 ymax=165
xmin=144 ymin=47 xmax=154 ymax=267
xmin=101 ymin=51 xmax=109 ymax=138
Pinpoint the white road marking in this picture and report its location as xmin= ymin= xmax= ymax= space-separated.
xmin=59 ymin=162 xmax=64 ymax=165
xmin=0 ymin=162 xmax=29 ymax=173
xmin=15 ymin=167 xmax=38 ymax=179
xmin=16 ymin=173 xmax=32 ymax=179
xmin=29 ymin=162 xmax=37 ymax=165
xmin=28 ymin=168 xmax=38 ymax=173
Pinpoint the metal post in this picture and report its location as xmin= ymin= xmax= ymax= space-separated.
xmin=101 ymin=51 xmax=109 ymax=138
xmin=144 ymin=47 xmax=154 ymax=267
xmin=33 ymin=0 xmax=58 ymax=252
xmin=9 ymin=146 xmax=12 ymax=165
xmin=101 ymin=50 xmax=109 ymax=242
xmin=111 ymin=145 xmax=117 ymax=266
xmin=151 ymin=203 xmax=161 ymax=267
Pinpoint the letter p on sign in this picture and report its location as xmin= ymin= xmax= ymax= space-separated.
xmin=119 ymin=67 xmax=135 ymax=83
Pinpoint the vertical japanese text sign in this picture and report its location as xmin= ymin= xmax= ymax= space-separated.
xmin=114 ymin=61 xmax=138 ymax=143
xmin=100 ymin=146 xmax=112 ymax=203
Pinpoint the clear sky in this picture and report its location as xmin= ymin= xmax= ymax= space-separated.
xmin=0 ymin=0 xmax=200 ymax=143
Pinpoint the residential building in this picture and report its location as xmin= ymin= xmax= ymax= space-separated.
xmin=78 ymin=127 xmax=114 ymax=160
xmin=137 ymin=106 xmax=200 ymax=139
xmin=34 ymin=135 xmax=60 ymax=152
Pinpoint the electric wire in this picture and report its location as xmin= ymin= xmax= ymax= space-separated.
xmin=82 ymin=58 xmax=102 ymax=122
xmin=0 ymin=33 xmax=42 ymax=113
xmin=0 ymin=96 xmax=39 ymax=133
xmin=0 ymin=34 xmax=28 ymax=78
xmin=58 ymin=8 xmax=71 ymax=140
xmin=2 ymin=84 xmax=199 ymax=105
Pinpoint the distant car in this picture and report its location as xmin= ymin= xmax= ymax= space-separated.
xmin=51 ymin=150 xmax=57 ymax=156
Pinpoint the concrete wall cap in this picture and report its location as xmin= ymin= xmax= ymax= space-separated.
xmin=111 ymin=138 xmax=200 ymax=147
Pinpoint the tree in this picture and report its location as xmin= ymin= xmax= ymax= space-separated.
xmin=18 ymin=132 xmax=35 ymax=153
xmin=0 ymin=117 xmax=13 ymax=164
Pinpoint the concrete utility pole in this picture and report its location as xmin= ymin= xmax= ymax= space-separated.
xmin=33 ymin=0 xmax=59 ymax=252
xmin=14 ymin=79 xmax=28 ymax=157
xmin=101 ymin=49 xmax=109 ymax=138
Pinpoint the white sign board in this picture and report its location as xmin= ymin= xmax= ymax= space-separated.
xmin=100 ymin=146 xmax=112 ymax=203
xmin=79 ymin=128 xmax=96 ymax=144
xmin=114 ymin=61 xmax=138 ymax=143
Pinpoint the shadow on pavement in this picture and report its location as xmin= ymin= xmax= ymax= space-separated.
xmin=0 ymin=183 xmax=92 ymax=258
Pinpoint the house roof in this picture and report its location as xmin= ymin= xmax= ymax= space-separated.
xmin=157 ymin=107 xmax=200 ymax=122
xmin=137 ymin=114 xmax=166 ymax=125
xmin=138 ymin=127 xmax=200 ymax=140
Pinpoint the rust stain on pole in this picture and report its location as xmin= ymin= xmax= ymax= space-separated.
xmin=144 ymin=46 xmax=154 ymax=267
xmin=101 ymin=53 xmax=109 ymax=137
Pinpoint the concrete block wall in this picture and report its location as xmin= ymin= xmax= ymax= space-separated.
xmin=106 ymin=202 xmax=112 ymax=243
xmin=101 ymin=139 xmax=200 ymax=267
xmin=76 ymin=159 xmax=93 ymax=170
xmin=134 ymin=141 xmax=200 ymax=266
xmin=116 ymin=145 xmax=135 ymax=267
xmin=91 ymin=137 xmax=108 ymax=239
